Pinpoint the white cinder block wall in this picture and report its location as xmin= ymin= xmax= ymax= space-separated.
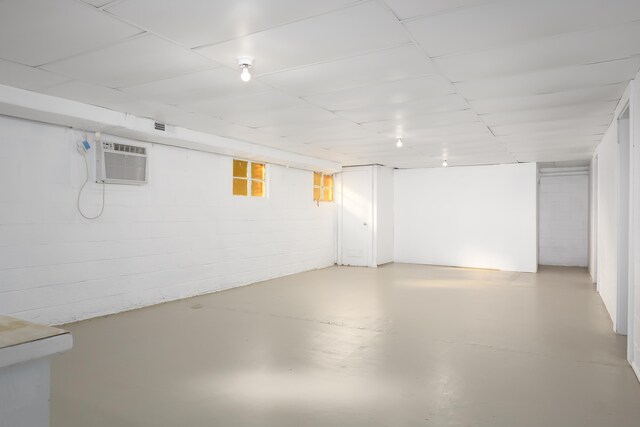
xmin=538 ymin=174 xmax=589 ymax=266
xmin=0 ymin=115 xmax=335 ymax=325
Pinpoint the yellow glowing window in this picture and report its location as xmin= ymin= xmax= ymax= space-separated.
xmin=313 ymin=172 xmax=334 ymax=202
xmin=233 ymin=159 xmax=266 ymax=197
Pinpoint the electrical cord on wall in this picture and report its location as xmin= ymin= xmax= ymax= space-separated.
xmin=77 ymin=139 xmax=106 ymax=220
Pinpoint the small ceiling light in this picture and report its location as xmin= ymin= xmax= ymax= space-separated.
xmin=442 ymin=159 xmax=448 ymax=167
xmin=238 ymin=57 xmax=253 ymax=82
xmin=396 ymin=137 xmax=403 ymax=148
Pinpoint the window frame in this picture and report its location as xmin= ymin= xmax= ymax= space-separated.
xmin=233 ymin=159 xmax=267 ymax=197
xmin=313 ymin=172 xmax=334 ymax=202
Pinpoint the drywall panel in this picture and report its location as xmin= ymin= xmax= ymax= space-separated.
xmin=589 ymin=156 xmax=598 ymax=283
xmin=595 ymin=123 xmax=619 ymax=330
xmin=394 ymin=163 xmax=538 ymax=272
xmin=375 ymin=165 xmax=394 ymax=265
xmin=629 ymin=77 xmax=640 ymax=372
xmin=0 ymin=115 xmax=335 ymax=325
xmin=539 ymin=173 xmax=589 ymax=266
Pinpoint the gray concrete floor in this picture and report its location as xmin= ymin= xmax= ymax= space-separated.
xmin=51 ymin=264 xmax=640 ymax=427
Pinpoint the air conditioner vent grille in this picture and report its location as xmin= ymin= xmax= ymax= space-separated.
xmin=154 ymin=122 xmax=166 ymax=132
xmin=104 ymin=152 xmax=147 ymax=182
xmin=113 ymin=143 xmax=146 ymax=155
xmin=98 ymin=141 xmax=148 ymax=185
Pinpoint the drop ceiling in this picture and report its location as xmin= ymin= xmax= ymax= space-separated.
xmin=1 ymin=0 xmax=639 ymax=168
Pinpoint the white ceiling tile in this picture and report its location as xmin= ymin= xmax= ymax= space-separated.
xmin=211 ymin=125 xmax=285 ymax=141
xmin=304 ymin=75 xmax=455 ymax=111
xmin=337 ymin=94 xmax=470 ymax=123
xmin=1 ymin=0 xmax=634 ymax=166
xmin=221 ymin=105 xmax=338 ymax=128
xmin=360 ymin=109 xmax=480 ymax=134
xmin=469 ymin=84 xmax=626 ymax=114
xmin=497 ymin=129 xmax=605 ymax=144
xmin=383 ymin=0 xmax=498 ymax=20
xmin=455 ymin=57 xmax=640 ymax=100
xmin=309 ymin=136 xmax=391 ymax=149
xmin=0 ymin=59 xmax=70 ymax=90
xmin=260 ymin=119 xmax=375 ymax=141
xmin=480 ymin=101 xmax=619 ymax=126
xmin=39 ymin=81 xmax=132 ymax=109
xmin=196 ymin=2 xmax=409 ymax=74
xmin=491 ymin=115 xmax=613 ymax=136
xmin=376 ymin=122 xmax=492 ymax=139
xmin=111 ymin=99 xmax=186 ymax=122
xmin=259 ymin=45 xmax=436 ymax=97
xmin=514 ymin=146 xmax=597 ymax=155
xmin=0 ymin=0 xmax=140 ymax=66
xmin=340 ymin=143 xmax=422 ymax=155
xmin=406 ymin=0 xmax=640 ymax=57
xmin=106 ymin=0 xmax=360 ymax=48
xmin=81 ymin=0 xmax=115 ymax=7
xmin=120 ymin=67 xmax=269 ymax=105
xmin=505 ymin=141 xmax=601 ymax=153
xmin=436 ymin=20 xmax=640 ymax=82
xmin=42 ymin=35 xmax=216 ymax=88
xmin=180 ymin=89 xmax=303 ymax=117
xmin=404 ymin=133 xmax=497 ymax=146
xmin=503 ymin=134 xmax=602 ymax=145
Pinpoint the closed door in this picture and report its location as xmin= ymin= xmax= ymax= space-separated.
xmin=340 ymin=167 xmax=373 ymax=267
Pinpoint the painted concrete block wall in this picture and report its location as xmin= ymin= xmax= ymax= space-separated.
xmin=539 ymin=174 xmax=589 ymax=266
xmin=0 ymin=115 xmax=336 ymax=325
xmin=594 ymin=123 xmax=619 ymax=330
xmin=375 ymin=165 xmax=394 ymax=265
xmin=394 ymin=163 xmax=538 ymax=273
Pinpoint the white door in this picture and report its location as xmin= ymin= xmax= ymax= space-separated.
xmin=340 ymin=167 xmax=373 ymax=267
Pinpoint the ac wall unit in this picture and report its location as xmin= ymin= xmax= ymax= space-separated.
xmin=97 ymin=141 xmax=148 ymax=185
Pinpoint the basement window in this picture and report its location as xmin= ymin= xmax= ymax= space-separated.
xmin=313 ymin=172 xmax=334 ymax=202
xmin=233 ymin=159 xmax=266 ymax=197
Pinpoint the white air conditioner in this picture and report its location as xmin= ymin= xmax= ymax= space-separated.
xmin=97 ymin=141 xmax=148 ymax=185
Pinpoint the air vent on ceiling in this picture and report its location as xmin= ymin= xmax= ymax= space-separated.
xmin=154 ymin=122 xmax=166 ymax=132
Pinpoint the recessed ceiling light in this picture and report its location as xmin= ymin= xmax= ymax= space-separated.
xmin=396 ymin=137 xmax=403 ymax=148
xmin=238 ymin=57 xmax=253 ymax=82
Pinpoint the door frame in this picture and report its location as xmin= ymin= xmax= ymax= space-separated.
xmin=338 ymin=166 xmax=375 ymax=267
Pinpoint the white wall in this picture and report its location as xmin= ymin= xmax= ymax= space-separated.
xmin=590 ymin=73 xmax=640 ymax=382
xmin=594 ymin=121 xmax=620 ymax=331
xmin=589 ymin=157 xmax=598 ymax=283
xmin=374 ymin=165 xmax=394 ymax=265
xmin=538 ymin=173 xmax=589 ymax=266
xmin=631 ymin=78 xmax=640 ymax=377
xmin=0 ymin=115 xmax=335 ymax=325
xmin=394 ymin=163 xmax=538 ymax=273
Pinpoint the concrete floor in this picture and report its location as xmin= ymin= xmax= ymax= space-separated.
xmin=51 ymin=264 xmax=640 ymax=426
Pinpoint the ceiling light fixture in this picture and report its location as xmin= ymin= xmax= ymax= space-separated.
xmin=442 ymin=159 xmax=448 ymax=167
xmin=396 ymin=137 xmax=403 ymax=148
xmin=238 ymin=57 xmax=253 ymax=82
